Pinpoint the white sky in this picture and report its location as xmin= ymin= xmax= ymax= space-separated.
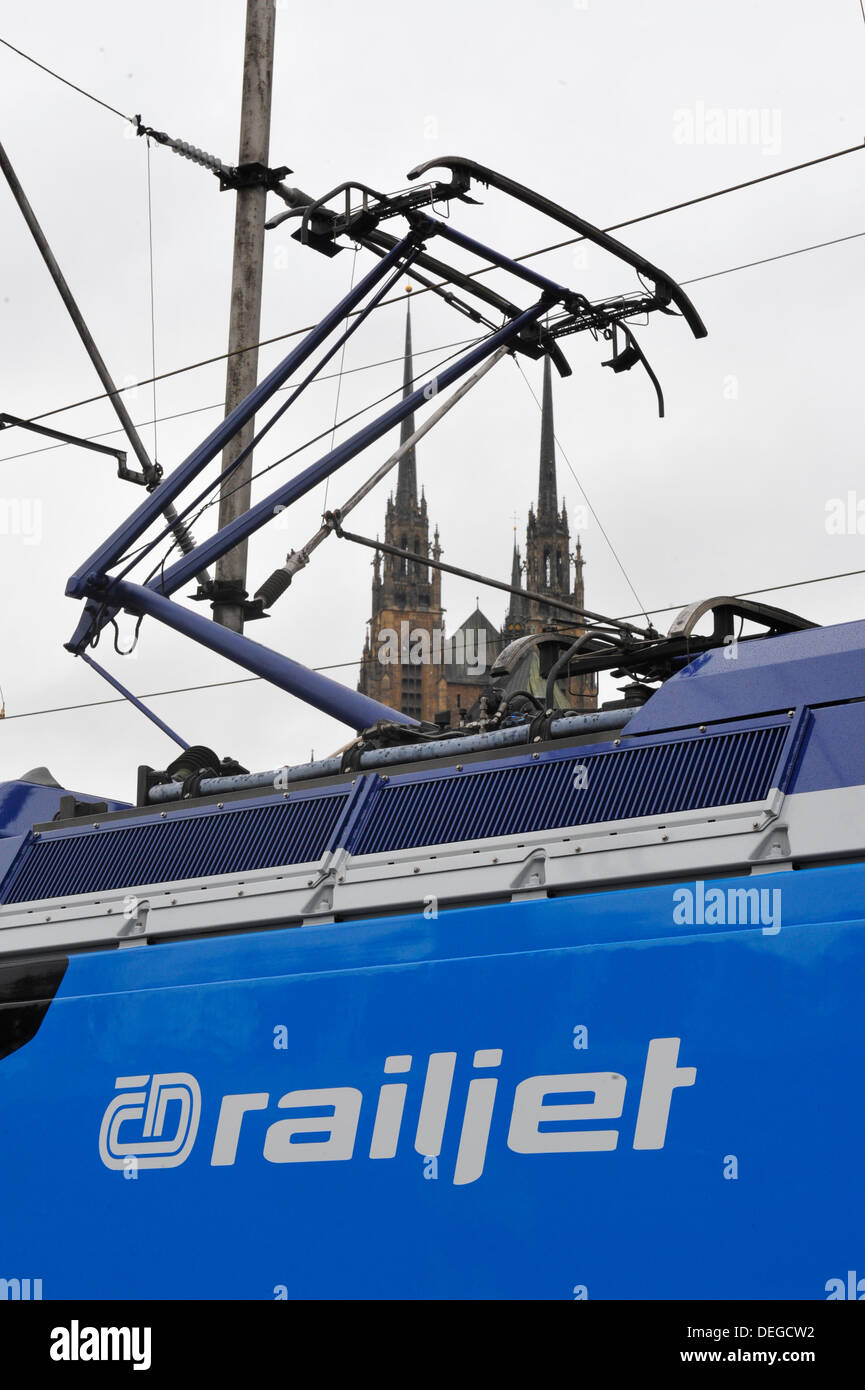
xmin=1 ymin=0 xmax=863 ymax=802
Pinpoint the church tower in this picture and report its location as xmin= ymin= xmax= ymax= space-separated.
xmin=358 ymin=318 xmax=596 ymax=727
xmin=358 ymin=299 xmax=444 ymax=722
xmin=502 ymin=534 xmax=529 ymax=642
xmin=503 ymin=353 xmax=596 ymax=709
xmin=522 ymin=354 xmax=586 ymax=626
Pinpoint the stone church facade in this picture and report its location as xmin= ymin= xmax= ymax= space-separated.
xmin=358 ymin=302 xmax=597 ymax=724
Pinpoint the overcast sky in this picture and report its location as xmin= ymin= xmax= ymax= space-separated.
xmin=1 ymin=0 xmax=863 ymax=803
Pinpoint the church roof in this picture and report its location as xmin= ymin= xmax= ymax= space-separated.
xmin=453 ymin=605 xmax=500 ymax=641
xmin=443 ymin=605 xmax=502 ymax=684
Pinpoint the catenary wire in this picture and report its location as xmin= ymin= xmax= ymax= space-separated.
xmin=322 ymin=247 xmax=359 ymax=513
xmin=6 ymin=563 xmax=865 ymax=723
xmin=199 ymin=334 xmax=483 ymax=518
xmin=105 ymin=332 xmax=486 ymax=577
xmin=0 ymin=337 xmax=483 ymax=465
xmin=4 ymin=227 xmax=861 ymax=470
xmin=5 ymin=229 xmax=863 ymax=651
xmin=14 ymin=144 xmax=864 ymax=427
xmin=145 ymin=137 xmax=159 ymax=459
xmin=678 ymin=230 xmax=865 ymax=286
xmin=0 ymin=67 xmax=861 ymax=719
xmin=4 ymin=223 xmax=862 ymax=653
xmin=0 ymin=35 xmax=134 ymax=122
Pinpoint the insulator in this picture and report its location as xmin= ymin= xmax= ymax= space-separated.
xmin=171 ymin=140 xmax=228 ymax=175
xmin=254 ymin=568 xmax=292 ymax=609
xmin=139 ymin=124 xmax=229 ymax=177
xmin=166 ymin=512 xmax=197 ymax=555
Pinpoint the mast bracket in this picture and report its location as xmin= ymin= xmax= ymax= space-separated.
xmin=218 ymin=161 xmax=293 ymax=193
xmin=189 ymin=578 xmax=269 ymax=621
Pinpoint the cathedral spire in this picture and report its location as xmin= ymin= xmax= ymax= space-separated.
xmin=503 ymin=532 xmax=528 ymax=636
xmin=510 ymin=537 xmax=522 ymax=590
xmin=396 ymin=297 xmax=417 ymax=512
xmin=538 ymin=353 xmax=558 ymax=520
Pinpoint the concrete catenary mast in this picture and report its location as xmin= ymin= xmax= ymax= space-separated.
xmin=213 ymin=0 xmax=277 ymax=631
